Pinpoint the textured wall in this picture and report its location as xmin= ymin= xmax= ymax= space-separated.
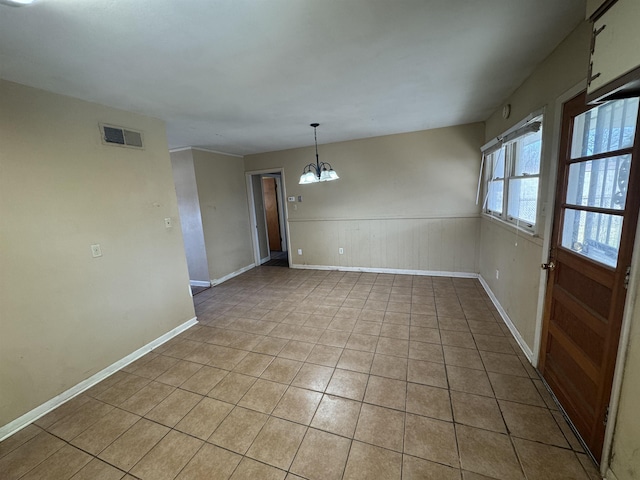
xmin=170 ymin=149 xmax=210 ymax=282
xmin=192 ymin=150 xmax=254 ymax=282
xmin=0 ymin=80 xmax=195 ymax=427
xmin=244 ymin=123 xmax=485 ymax=274
xmin=478 ymin=20 xmax=591 ymax=354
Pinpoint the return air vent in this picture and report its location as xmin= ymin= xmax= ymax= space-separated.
xmin=100 ymin=124 xmax=144 ymax=149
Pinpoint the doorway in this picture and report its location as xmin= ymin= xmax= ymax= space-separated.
xmin=246 ymin=169 xmax=290 ymax=267
xmin=539 ymin=92 xmax=640 ymax=461
xmin=262 ymin=177 xmax=283 ymax=252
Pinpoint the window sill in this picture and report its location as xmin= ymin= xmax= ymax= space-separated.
xmin=482 ymin=213 xmax=544 ymax=243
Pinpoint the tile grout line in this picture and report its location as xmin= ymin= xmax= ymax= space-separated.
xmin=5 ymin=271 xmax=598 ymax=479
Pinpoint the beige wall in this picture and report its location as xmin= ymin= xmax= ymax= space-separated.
xmin=191 ymin=149 xmax=254 ymax=282
xmin=479 ymin=21 xmax=591 ymax=349
xmin=170 ymin=149 xmax=210 ymax=282
xmin=0 ymin=80 xmax=195 ymax=427
xmin=607 ymin=13 xmax=640 ymax=470
xmin=244 ymin=123 xmax=484 ymax=273
xmin=611 ymin=277 xmax=640 ymax=479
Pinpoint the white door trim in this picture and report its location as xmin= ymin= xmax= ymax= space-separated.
xmin=245 ymin=168 xmax=291 ymax=266
xmin=245 ymin=173 xmax=262 ymax=266
xmin=533 ymin=80 xmax=586 ymax=367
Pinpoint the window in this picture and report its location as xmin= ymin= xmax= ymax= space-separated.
xmin=483 ymin=114 xmax=543 ymax=231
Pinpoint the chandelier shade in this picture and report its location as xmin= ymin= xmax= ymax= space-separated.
xmin=299 ymin=123 xmax=339 ymax=184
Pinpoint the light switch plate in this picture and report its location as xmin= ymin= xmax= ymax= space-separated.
xmin=91 ymin=244 xmax=102 ymax=258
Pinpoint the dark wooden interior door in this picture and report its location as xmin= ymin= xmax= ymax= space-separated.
xmin=262 ymin=177 xmax=281 ymax=252
xmin=539 ymin=91 xmax=640 ymax=461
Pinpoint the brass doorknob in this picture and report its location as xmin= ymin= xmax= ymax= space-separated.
xmin=541 ymin=261 xmax=556 ymax=271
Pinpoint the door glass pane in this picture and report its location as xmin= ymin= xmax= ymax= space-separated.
xmin=561 ymin=208 xmax=623 ymax=267
xmin=508 ymin=177 xmax=538 ymax=224
xmin=487 ymin=180 xmax=503 ymax=213
xmin=566 ymin=155 xmax=631 ymax=210
xmin=571 ymin=98 xmax=639 ymax=159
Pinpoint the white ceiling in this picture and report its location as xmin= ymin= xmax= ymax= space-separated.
xmin=0 ymin=0 xmax=585 ymax=155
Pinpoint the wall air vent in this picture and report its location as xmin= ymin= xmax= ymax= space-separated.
xmin=100 ymin=124 xmax=144 ymax=149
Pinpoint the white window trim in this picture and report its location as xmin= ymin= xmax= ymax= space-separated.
xmin=480 ymin=107 xmax=545 ymax=154
xmin=480 ymin=109 xmax=545 ymax=235
xmin=482 ymin=208 xmax=540 ymax=237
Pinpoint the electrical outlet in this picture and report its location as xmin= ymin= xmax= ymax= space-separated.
xmin=495 ymin=270 xmax=500 ymax=280
xmin=297 ymin=248 xmax=303 ymax=255
xmin=165 ymin=217 xmax=173 ymax=228
xmin=91 ymin=244 xmax=102 ymax=258
xmin=339 ymin=248 xmax=344 ymax=255
xmin=288 ymin=196 xmax=295 ymax=202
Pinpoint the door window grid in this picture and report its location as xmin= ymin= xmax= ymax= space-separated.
xmin=566 ymin=155 xmax=630 ymax=210
xmin=571 ymin=98 xmax=638 ymax=159
xmin=561 ymin=98 xmax=639 ymax=268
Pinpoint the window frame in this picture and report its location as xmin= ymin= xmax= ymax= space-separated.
xmin=484 ymin=147 xmax=505 ymax=217
xmin=482 ymin=113 xmax=544 ymax=233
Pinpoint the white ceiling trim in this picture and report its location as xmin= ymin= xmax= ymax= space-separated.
xmin=169 ymin=146 xmax=243 ymax=158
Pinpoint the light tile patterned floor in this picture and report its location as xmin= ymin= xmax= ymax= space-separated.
xmin=0 ymin=267 xmax=603 ymax=479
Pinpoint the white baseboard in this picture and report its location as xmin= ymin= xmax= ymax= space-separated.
xmin=260 ymin=256 xmax=270 ymax=265
xmin=211 ymin=263 xmax=255 ymax=286
xmin=190 ymin=280 xmax=211 ymax=287
xmin=478 ymin=275 xmax=534 ymax=361
xmin=0 ymin=316 xmax=198 ymax=442
xmin=290 ymin=264 xmax=478 ymax=278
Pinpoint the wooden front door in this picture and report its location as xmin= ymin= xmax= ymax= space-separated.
xmin=539 ymin=92 xmax=640 ymax=461
xmin=262 ymin=177 xmax=282 ymax=252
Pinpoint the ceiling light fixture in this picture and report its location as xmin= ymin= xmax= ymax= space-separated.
xmin=0 ymin=0 xmax=36 ymax=6
xmin=299 ymin=123 xmax=339 ymax=184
